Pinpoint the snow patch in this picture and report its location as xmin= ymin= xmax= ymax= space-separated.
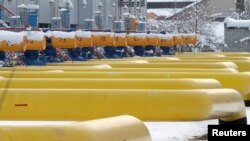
xmin=26 ymin=4 xmax=39 ymax=9
xmin=0 ymin=31 xmax=24 ymax=45
xmin=45 ymin=31 xmax=75 ymax=39
xmin=21 ymin=31 xmax=45 ymax=41
xmin=75 ymin=31 xmax=92 ymax=38
xmin=115 ymin=33 xmax=127 ymax=38
xmin=224 ymin=18 xmax=250 ymax=28
xmin=146 ymin=107 xmax=250 ymax=141
xmin=147 ymin=33 xmax=159 ymax=38
xmin=92 ymin=32 xmax=115 ymax=37
xmin=158 ymin=34 xmax=173 ymax=39
xmin=128 ymin=33 xmax=147 ymax=38
xmin=240 ymin=37 xmax=250 ymax=42
xmin=17 ymin=3 xmax=27 ymax=8
xmin=52 ymin=17 xmax=61 ymax=20
xmin=148 ymin=8 xmax=183 ymax=17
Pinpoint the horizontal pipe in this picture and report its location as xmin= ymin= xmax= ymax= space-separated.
xmin=0 ymin=89 xmax=246 ymax=124
xmin=0 ymin=78 xmax=222 ymax=89
xmin=48 ymin=62 xmax=238 ymax=70
xmin=0 ymin=70 xmax=238 ymax=79
xmin=176 ymin=52 xmax=250 ymax=56
xmin=1 ymin=72 xmax=249 ymax=102
xmin=0 ymin=68 xmax=238 ymax=73
xmin=0 ymin=115 xmax=151 ymax=141
xmin=71 ymin=59 xmax=248 ymax=71
xmin=178 ymin=57 xmax=250 ymax=60
xmin=136 ymin=59 xmax=250 ymax=72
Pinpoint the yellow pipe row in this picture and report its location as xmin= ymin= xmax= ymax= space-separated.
xmin=0 ymin=115 xmax=151 ymax=141
xmin=176 ymin=52 xmax=250 ymax=57
xmin=0 ymin=78 xmax=222 ymax=89
xmin=0 ymin=70 xmax=238 ymax=79
xmin=127 ymin=59 xmax=250 ymax=72
xmin=48 ymin=62 xmax=238 ymax=70
xmin=178 ymin=57 xmax=250 ymax=60
xmin=66 ymin=59 xmax=250 ymax=71
xmin=0 ymin=72 xmax=249 ymax=101
xmin=0 ymin=89 xmax=246 ymax=124
xmin=0 ymin=67 xmax=238 ymax=73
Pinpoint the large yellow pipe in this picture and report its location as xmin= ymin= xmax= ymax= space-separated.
xmin=0 ymin=89 xmax=246 ymax=124
xmin=48 ymin=62 xmax=238 ymax=70
xmin=0 ymin=115 xmax=151 ymax=141
xmin=0 ymin=78 xmax=222 ymax=89
xmin=178 ymin=57 xmax=250 ymax=60
xmin=1 ymin=72 xmax=249 ymax=102
xmin=86 ymin=57 xmax=250 ymax=62
xmin=176 ymin=53 xmax=250 ymax=58
xmin=137 ymin=59 xmax=250 ymax=72
xmin=176 ymin=52 xmax=250 ymax=56
xmin=0 ymin=67 xmax=238 ymax=73
xmin=0 ymin=70 xmax=238 ymax=80
xmin=84 ymin=58 xmax=249 ymax=71
xmin=67 ymin=59 xmax=249 ymax=71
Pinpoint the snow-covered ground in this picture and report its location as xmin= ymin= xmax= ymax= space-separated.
xmin=212 ymin=22 xmax=224 ymax=44
xmin=146 ymin=107 xmax=250 ymax=141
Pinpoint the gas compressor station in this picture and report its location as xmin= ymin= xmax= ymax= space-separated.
xmin=0 ymin=0 xmax=249 ymax=141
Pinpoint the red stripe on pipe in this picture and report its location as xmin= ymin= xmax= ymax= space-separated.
xmin=15 ymin=104 xmax=28 ymax=107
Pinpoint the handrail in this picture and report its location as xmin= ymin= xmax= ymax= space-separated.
xmin=0 ymin=4 xmax=15 ymax=16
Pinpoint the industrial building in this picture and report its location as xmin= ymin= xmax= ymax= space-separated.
xmin=0 ymin=0 xmax=147 ymax=30
xmin=224 ymin=18 xmax=250 ymax=52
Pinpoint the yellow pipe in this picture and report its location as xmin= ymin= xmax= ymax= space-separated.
xmin=176 ymin=53 xmax=227 ymax=58
xmin=66 ymin=58 xmax=249 ymax=71
xmin=1 ymin=72 xmax=250 ymax=102
xmin=0 ymin=115 xmax=151 ymax=141
xmin=0 ymin=89 xmax=246 ymax=124
xmin=176 ymin=52 xmax=250 ymax=57
xmin=48 ymin=62 xmax=238 ymax=70
xmin=177 ymin=52 xmax=250 ymax=55
xmin=0 ymin=67 xmax=238 ymax=73
xmin=0 ymin=78 xmax=222 ymax=89
xmin=139 ymin=59 xmax=250 ymax=72
xmin=0 ymin=69 xmax=238 ymax=80
xmin=83 ymin=58 xmax=250 ymax=71
xmin=178 ymin=57 xmax=250 ymax=60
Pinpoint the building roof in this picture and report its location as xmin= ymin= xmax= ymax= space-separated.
xmin=224 ymin=18 xmax=250 ymax=28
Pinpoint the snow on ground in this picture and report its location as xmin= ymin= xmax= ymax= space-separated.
xmin=146 ymin=119 xmax=217 ymax=141
xmin=146 ymin=107 xmax=250 ymax=141
xmin=211 ymin=22 xmax=224 ymax=44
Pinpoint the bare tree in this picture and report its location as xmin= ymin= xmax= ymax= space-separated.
xmin=147 ymin=0 xmax=219 ymax=51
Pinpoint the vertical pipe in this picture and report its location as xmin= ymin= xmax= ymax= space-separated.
xmin=195 ymin=0 xmax=198 ymax=34
xmin=103 ymin=0 xmax=106 ymax=29
xmin=77 ymin=0 xmax=80 ymax=27
xmin=134 ymin=0 xmax=137 ymax=17
xmin=54 ymin=0 xmax=57 ymax=17
xmin=16 ymin=0 xmax=18 ymax=14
